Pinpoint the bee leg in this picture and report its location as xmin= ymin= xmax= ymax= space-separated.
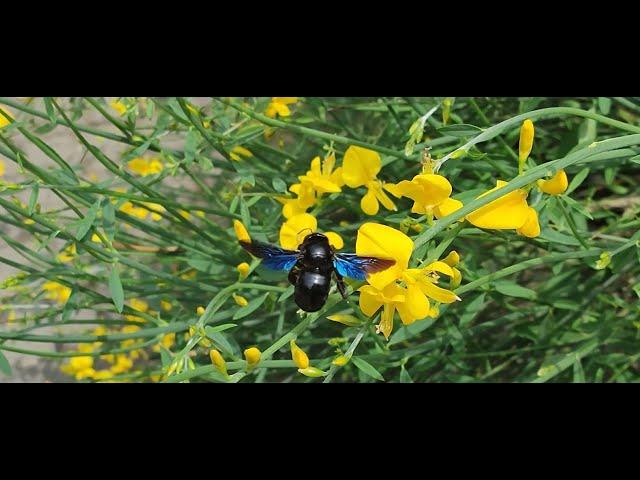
xmin=335 ymin=271 xmax=349 ymax=299
xmin=288 ymin=267 xmax=300 ymax=286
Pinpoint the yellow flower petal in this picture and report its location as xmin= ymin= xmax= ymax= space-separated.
xmin=412 ymin=174 xmax=453 ymax=207
xmin=360 ymin=188 xmax=379 ymax=215
xmin=356 ymin=223 xmax=412 ymax=290
xmin=279 ymin=213 xmax=317 ymax=250
xmin=342 ymin=146 xmax=381 ymax=188
xmin=537 ymin=170 xmax=568 ymax=195
xmin=442 ymin=251 xmax=460 ymax=267
xmin=418 ymin=281 xmax=459 ymax=304
xmin=466 ymin=180 xmax=530 ymax=230
xmin=233 ymin=220 xmax=251 ymax=243
xmin=358 ymin=285 xmax=384 ymax=317
xmin=160 ymin=300 xmax=172 ymax=312
xmin=433 ymin=197 xmax=464 ymax=219
xmin=516 ymin=206 xmax=541 ymax=238
xmin=378 ymin=304 xmax=396 ymax=339
xmin=404 ymin=284 xmax=430 ymax=322
xmin=0 ymin=159 xmax=4 ymax=176
xmin=371 ymin=183 xmax=397 ymax=211
xmin=424 ymin=261 xmax=455 ymax=277
xmin=324 ymin=231 xmax=344 ymax=250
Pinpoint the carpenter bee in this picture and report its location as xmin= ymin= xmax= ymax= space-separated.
xmin=239 ymin=232 xmax=395 ymax=312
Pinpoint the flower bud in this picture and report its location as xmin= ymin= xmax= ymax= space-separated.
xmin=233 ymin=293 xmax=249 ymax=307
xmin=298 ymin=366 xmax=326 ymax=378
xmin=332 ymin=355 xmax=350 ymax=366
xmin=209 ymin=349 xmax=228 ymax=376
xmin=519 ymin=119 xmax=535 ymax=163
xmin=236 ymin=262 xmax=250 ymax=279
xmin=233 ymin=220 xmax=251 ymax=242
xmin=196 ymin=306 xmax=205 ymax=316
xmin=290 ymin=340 xmax=309 ymax=369
xmin=244 ymin=347 xmax=261 ymax=367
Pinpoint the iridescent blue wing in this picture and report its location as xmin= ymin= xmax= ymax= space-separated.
xmin=239 ymin=240 xmax=300 ymax=272
xmin=333 ymin=253 xmax=395 ymax=281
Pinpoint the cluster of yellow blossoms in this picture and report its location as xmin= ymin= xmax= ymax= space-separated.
xmin=51 ymin=291 xmax=176 ymax=382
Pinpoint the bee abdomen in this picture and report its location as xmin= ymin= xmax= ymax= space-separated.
xmin=295 ymin=271 xmax=331 ymax=312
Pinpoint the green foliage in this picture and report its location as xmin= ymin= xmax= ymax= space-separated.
xmin=0 ymin=96 xmax=639 ymax=383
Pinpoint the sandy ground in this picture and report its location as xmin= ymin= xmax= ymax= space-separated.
xmin=0 ymin=97 xmax=205 ymax=382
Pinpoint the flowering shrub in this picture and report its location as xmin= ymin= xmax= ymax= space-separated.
xmin=1 ymin=97 xmax=639 ymax=383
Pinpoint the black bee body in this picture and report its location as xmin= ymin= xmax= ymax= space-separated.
xmin=288 ymin=233 xmax=337 ymax=312
xmin=239 ymin=232 xmax=394 ymax=312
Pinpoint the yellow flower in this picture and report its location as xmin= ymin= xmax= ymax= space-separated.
xmin=42 ymin=281 xmax=72 ymax=304
xmin=92 ymin=370 xmax=114 ymax=381
xmin=466 ymin=180 xmax=540 ymax=237
xmin=332 ymin=355 xmax=350 ymax=366
xmin=125 ymin=298 xmax=149 ymax=322
xmin=229 ymin=145 xmax=254 ymax=162
xmin=196 ymin=306 xmax=206 ymax=316
xmin=0 ymin=106 xmax=14 ymax=128
xmin=179 ymin=209 xmax=191 ymax=220
xmin=401 ymin=261 xmax=461 ymax=305
xmin=91 ymin=233 xmax=103 ymax=243
xmin=233 ymin=293 xmax=249 ymax=307
xmin=110 ymin=100 xmax=127 ymax=116
xmin=290 ymin=339 xmax=310 ymax=369
xmin=537 ymin=170 xmax=568 ymax=195
xmin=519 ymin=119 xmax=535 ymax=163
xmin=342 ymin=146 xmax=396 ymax=215
xmin=7 ymin=310 xmax=16 ymax=323
xmin=386 ymin=173 xmax=458 ymax=216
xmin=119 ymin=201 xmax=150 ymax=219
xmin=56 ymin=243 xmax=77 ymax=263
xmin=110 ymin=354 xmax=134 ymax=374
xmin=210 ymin=349 xmax=228 ymax=376
xmin=237 ymin=262 xmax=250 ymax=279
xmin=278 ymin=182 xmax=317 ymax=219
xmin=142 ymin=202 xmax=166 ymax=221
xmin=152 ymin=332 xmax=176 ymax=353
xmin=233 ymin=220 xmax=251 ymax=243
xmin=0 ymin=159 xmax=5 ymax=176
xmin=127 ymin=157 xmax=164 ymax=177
xmin=279 ymin=213 xmax=343 ymax=251
xmin=244 ymin=347 xmax=262 ymax=367
xmin=298 ymin=154 xmax=344 ymax=195
xmin=61 ymin=347 xmax=95 ymax=380
xmin=359 ymin=283 xmax=414 ymax=339
xmin=355 ymin=222 xmax=411 ymax=291
xmin=160 ymin=300 xmax=173 ymax=312
xmin=355 ymin=223 xmax=460 ymax=339
xmin=265 ymin=97 xmax=298 ymax=118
